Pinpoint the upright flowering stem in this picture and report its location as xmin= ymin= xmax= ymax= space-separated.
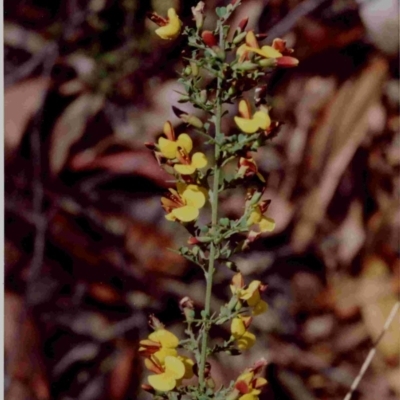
xmin=143 ymin=3 xmax=299 ymax=398
xmin=198 ymin=21 xmax=224 ymax=390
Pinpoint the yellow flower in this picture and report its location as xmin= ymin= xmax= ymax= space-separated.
xmin=235 ymin=369 xmax=268 ymax=400
xmin=146 ymin=355 xmax=186 ymax=392
xmin=234 ymin=360 xmax=268 ymax=400
xmin=231 ymin=316 xmax=256 ymax=350
xmin=237 ymin=31 xmax=282 ymax=62
xmin=139 ymin=329 xmax=179 ymax=363
xmin=230 ymin=273 xmax=268 ymax=316
xmin=238 ymin=157 xmax=265 ymax=182
xmin=161 ymin=183 xmax=207 ymax=222
xmin=234 ymin=99 xmax=271 ymax=134
xmin=247 ymin=205 xmax=275 ymax=234
xmin=174 ymin=149 xmax=208 ymax=175
xmin=158 ymin=121 xmax=192 ymax=159
xmin=148 ymin=8 xmax=182 ymax=40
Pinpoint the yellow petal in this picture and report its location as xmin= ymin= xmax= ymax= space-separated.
xmin=246 ymin=290 xmax=261 ymax=307
xmin=179 ymin=356 xmax=194 ymax=379
xmin=252 ymin=300 xmax=268 ymax=316
xmin=176 ymin=133 xmax=193 ymax=153
xmin=176 ymin=182 xmax=187 ymax=195
xmin=191 ymin=152 xmax=208 ymax=169
xmin=155 ymin=8 xmax=182 ymax=40
xmin=238 ymin=99 xmax=251 ymax=119
xmin=253 ymin=111 xmax=271 ymax=130
xmin=231 ymin=317 xmax=246 ymax=337
xmin=154 ymin=348 xmax=178 ymax=364
xmin=237 ymin=371 xmax=254 ymax=385
xmin=236 ymin=43 xmax=247 ymax=59
xmin=244 ymin=45 xmax=282 ymax=59
xmin=239 ymin=395 xmax=259 ymax=400
xmin=148 ymin=372 xmax=176 ymax=392
xmin=259 ymin=217 xmax=275 ymax=232
xmin=149 ymin=329 xmax=179 ymax=348
xmin=247 ymin=209 xmax=262 ymax=226
xmin=245 ymin=31 xmax=260 ymax=49
xmin=174 ymin=163 xmax=196 ymax=175
xmin=260 ymin=45 xmax=282 ymax=58
xmin=158 ymin=137 xmax=178 ymax=159
xmin=237 ymin=331 xmax=256 ymax=350
xmin=164 ymin=355 xmax=185 ymax=379
xmin=183 ymin=185 xmax=206 ymax=209
xmin=234 ymin=116 xmax=260 ymax=134
xmin=165 ymin=212 xmax=176 ymax=221
xmin=254 ymin=377 xmax=268 ymax=388
xmin=172 ymin=205 xmax=199 ymax=222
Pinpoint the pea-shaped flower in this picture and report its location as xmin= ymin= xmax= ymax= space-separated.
xmin=158 ymin=121 xmax=192 ymax=159
xmin=231 ymin=316 xmax=256 ymax=350
xmin=247 ymin=204 xmax=275 ymax=233
xmin=139 ymin=329 xmax=179 ymax=364
xmin=145 ymin=355 xmax=186 ymax=392
xmin=230 ymin=273 xmax=268 ymax=316
xmin=234 ymin=99 xmax=271 ymax=134
xmin=234 ymin=366 xmax=268 ymax=400
xmin=174 ymin=148 xmax=208 ymax=175
xmin=148 ymin=8 xmax=182 ymax=40
xmin=237 ymin=31 xmax=282 ymax=62
xmin=161 ymin=183 xmax=207 ymax=222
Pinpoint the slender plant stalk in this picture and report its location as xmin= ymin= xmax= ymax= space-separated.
xmin=198 ymin=22 xmax=225 ymax=388
xmin=343 ymin=301 xmax=399 ymax=400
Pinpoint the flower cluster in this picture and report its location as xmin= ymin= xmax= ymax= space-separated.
xmin=139 ymin=326 xmax=194 ymax=392
xmin=142 ymin=1 xmax=299 ymax=398
xmin=228 ymin=272 xmax=268 ymax=351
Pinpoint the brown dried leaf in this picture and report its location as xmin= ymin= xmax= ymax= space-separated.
xmin=109 ymin=345 xmax=138 ymax=400
xmin=5 ymin=78 xmax=48 ymax=153
xmin=50 ymin=93 xmax=104 ymax=174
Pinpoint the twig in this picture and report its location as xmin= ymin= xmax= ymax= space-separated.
xmin=266 ymin=0 xmax=330 ymax=40
xmin=343 ymin=301 xmax=400 ymax=400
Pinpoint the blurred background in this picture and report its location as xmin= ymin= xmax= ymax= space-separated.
xmin=4 ymin=0 xmax=400 ymax=399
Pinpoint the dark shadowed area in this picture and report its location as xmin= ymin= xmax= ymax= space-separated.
xmin=4 ymin=0 xmax=399 ymax=399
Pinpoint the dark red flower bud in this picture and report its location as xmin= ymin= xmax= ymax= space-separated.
xmin=238 ymin=17 xmax=249 ymax=31
xmin=276 ymin=56 xmax=299 ymax=68
xmin=202 ymin=30 xmax=218 ymax=47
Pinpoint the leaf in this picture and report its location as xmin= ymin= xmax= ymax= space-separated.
xmin=50 ymin=93 xmax=104 ymax=174
xmin=216 ymin=7 xmax=227 ymax=18
xmin=5 ymin=78 xmax=48 ymax=154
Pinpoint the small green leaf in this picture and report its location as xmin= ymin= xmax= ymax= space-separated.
xmin=216 ymin=6 xmax=227 ymax=18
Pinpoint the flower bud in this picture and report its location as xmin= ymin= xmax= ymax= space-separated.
xmin=258 ymin=58 xmax=277 ymax=68
xmin=206 ymin=377 xmax=216 ymax=389
xmin=190 ymin=61 xmax=199 ymax=76
xmin=276 ymin=56 xmax=299 ymax=68
xmin=233 ymin=62 xmax=258 ymax=71
xmin=184 ymin=66 xmax=192 ymax=75
xmin=192 ymin=1 xmax=205 ymax=30
xmin=202 ymin=30 xmax=218 ymax=47
xmin=180 ymin=296 xmax=195 ymax=322
xmin=238 ymin=17 xmax=249 ymax=32
xmin=233 ymin=31 xmax=247 ymax=44
xmin=148 ymin=314 xmax=164 ymax=330
xmin=199 ymin=90 xmax=207 ymax=103
xmin=228 ymin=295 xmax=240 ymax=311
xmin=184 ymin=115 xmax=204 ymax=129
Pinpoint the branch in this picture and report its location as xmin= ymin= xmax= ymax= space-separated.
xmin=343 ymin=301 xmax=400 ymax=400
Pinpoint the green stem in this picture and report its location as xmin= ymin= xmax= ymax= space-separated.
xmin=198 ymin=22 xmax=225 ymax=391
